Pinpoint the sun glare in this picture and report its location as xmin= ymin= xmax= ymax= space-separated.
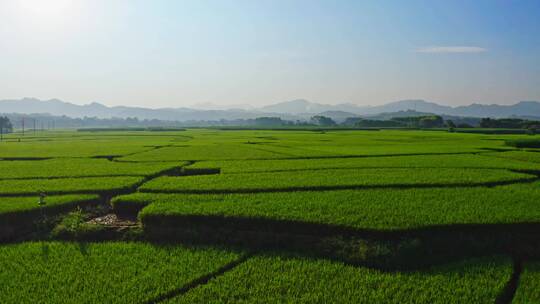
xmin=16 ymin=0 xmax=74 ymax=24
xmin=18 ymin=0 xmax=71 ymax=15
xmin=11 ymin=0 xmax=84 ymax=35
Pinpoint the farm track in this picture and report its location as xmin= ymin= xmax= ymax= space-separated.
xmin=142 ymin=253 xmax=253 ymax=304
xmin=495 ymin=258 xmax=523 ymax=304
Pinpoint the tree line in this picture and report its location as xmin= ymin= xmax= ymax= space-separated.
xmin=2 ymin=113 xmax=539 ymax=131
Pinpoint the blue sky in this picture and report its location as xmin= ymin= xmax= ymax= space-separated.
xmin=0 ymin=0 xmax=539 ymax=108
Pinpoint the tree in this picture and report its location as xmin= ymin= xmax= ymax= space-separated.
xmin=418 ymin=115 xmax=444 ymax=128
xmin=254 ymin=117 xmax=285 ymax=126
xmin=0 ymin=116 xmax=13 ymax=140
xmin=0 ymin=116 xmax=13 ymax=133
xmin=392 ymin=115 xmax=444 ymax=128
xmin=310 ymin=115 xmax=336 ymax=126
xmin=342 ymin=117 xmax=363 ymax=126
xmin=479 ymin=118 xmax=531 ymax=129
xmin=445 ymin=120 xmax=456 ymax=128
xmin=355 ymin=119 xmax=404 ymax=128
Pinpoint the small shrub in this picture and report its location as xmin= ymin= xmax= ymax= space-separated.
xmin=51 ymin=208 xmax=103 ymax=239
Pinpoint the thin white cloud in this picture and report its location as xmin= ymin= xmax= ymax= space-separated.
xmin=416 ymin=46 xmax=487 ymax=53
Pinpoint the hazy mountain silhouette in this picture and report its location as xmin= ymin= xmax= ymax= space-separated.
xmin=1 ymin=98 xmax=540 ymax=121
xmin=256 ymin=99 xmax=540 ymax=118
xmin=258 ymin=99 xmax=364 ymax=114
xmin=359 ymin=100 xmax=453 ymax=115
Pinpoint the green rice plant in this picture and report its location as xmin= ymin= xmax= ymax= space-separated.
xmin=0 ymin=135 xmax=170 ymax=158
xmin=139 ymin=168 xmax=534 ymax=193
xmin=0 ymin=242 xmax=241 ymax=303
xmin=513 ymin=261 xmax=540 ymax=303
xmin=169 ymin=255 xmax=511 ymax=304
xmin=0 ymin=176 xmax=145 ymax=196
xmin=236 ymin=143 xmax=339 ymax=158
xmin=2 ymin=129 xmax=540 ymax=303
xmin=8 ymin=129 xmax=506 ymax=159
xmin=249 ymin=130 xmax=502 ymax=157
xmin=0 ymin=159 xmax=187 ymax=179
xmin=138 ymin=182 xmax=540 ymax=231
xmin=278 ymin=142 xmax=487 ymax=157
xmin=482 ymin=150 xmax=540 ymax=164
xmin=188 ymin=154 xmax=540 ymax=174
xmin=0 ymin=194 xmax=99 ymax=216
xmin=112 ymin=192 xmax=158 ymax=215
xmin=115 ymin=129 xmax=510 ymax=162
xmin=117 ymin=144 xmax=291 ymax=162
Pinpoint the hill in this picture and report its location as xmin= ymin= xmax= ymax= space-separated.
xmin=2 ymin=98 xmax=540 ymax=121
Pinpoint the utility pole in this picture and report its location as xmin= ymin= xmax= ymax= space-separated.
xmin=33 ymin=119 xmax=36 ymax=134
xmin=0 ymin=117 xmax=4 ymax=141
xmin=21 ymin=118 xmax=25 ymax=136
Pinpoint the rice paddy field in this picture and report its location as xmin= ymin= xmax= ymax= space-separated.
xmin=1 ymin=128 xmax=539 ymax=303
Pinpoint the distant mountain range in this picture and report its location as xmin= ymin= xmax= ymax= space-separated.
xmin=260 ymin=99 xmax=540 ymax=119
xmin=1 ymin=98 xmax=540 ymax=122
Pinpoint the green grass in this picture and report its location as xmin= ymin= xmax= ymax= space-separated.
xmin=482 ymin=150 xmax=540 ymax=164
xmin=0 ymin=176 xmax=145 ymax=195
xmin=0 ymin=242 xmax=241 ymax=303
xmin=513 ymin=261 xmax=540 ymax=303
xmin=168 ymin=255 xmax=511 ymax=304
xmin=135 ymin=182 xmax=540 ymax=231
xmin=140 ymin=168 xmax=534 ymax=193
xmin=188 ymin=154 xmax=540 ymax=174
xmin=0 ymin=159 xmax=186 ymax=179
